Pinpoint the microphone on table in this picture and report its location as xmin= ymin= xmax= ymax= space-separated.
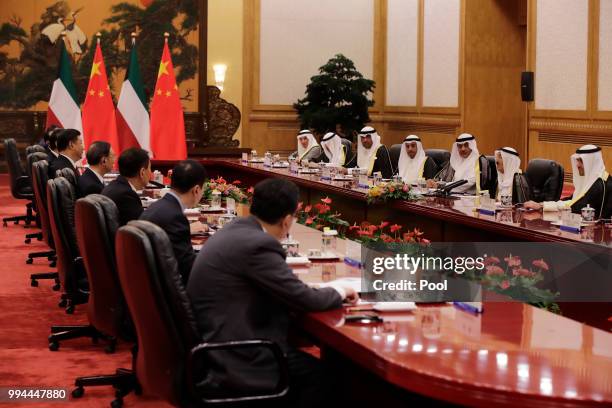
xmin=430 ymin=179 xmax=467 ymax=196
xmin=147 ymin=180 xmax=166 ymax=189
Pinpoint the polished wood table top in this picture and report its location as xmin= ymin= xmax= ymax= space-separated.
xmin=282 ymin=224 xmax=612 ymax=407
xmin=195 ymin=159 xmax=612 ymax=247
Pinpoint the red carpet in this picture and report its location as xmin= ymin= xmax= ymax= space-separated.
xmin=0 ymin=175 xmax=170 ymax=407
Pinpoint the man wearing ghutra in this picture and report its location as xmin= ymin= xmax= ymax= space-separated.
xmin=346 ymin=126 xmax=394 ymax=178
xmin=494 ymin=147 xmax=530 ymax=203
xmin=427 ymin=133 xmax=484 ymax=194
xmin=319 ymin=132 xmax=354 ymax=167
xmin=397 ymin=135 xmax=437 ymax=184
xmin=524 ymin=145 xmax=609 ymax=218
xmin=289 ymin=130 xmax=323 ymax=163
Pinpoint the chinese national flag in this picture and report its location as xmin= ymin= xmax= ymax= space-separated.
xmin=81 ymin=42 xmax=119 ymax=154
xmin=149 ymin=40 xmax=187 ymax=160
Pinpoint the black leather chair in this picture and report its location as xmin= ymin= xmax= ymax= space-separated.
xmin=603 ymin=178 xmax=612 ymax=220
xmin=47 ymin=177 xmax=101 ymax=351
xmin=525 ymin=159 xmax=565 ymax=202
xmin=23 ymin=152 xmax=49 ymax=244
xmin=59 ymin=167 xmax=78 ymax=188
xmin=425 ymin=149 xmax=450 ymax=174
xmin=68 ymin=195 xmax=138 ymax=404
xmin=483 ymin=155 xmax=498 ymax=198
xmin=25 ymin=145 xmax=46 ymax=155
xmin=26 ymin=160 xmax=57 ymax=270
xmin=26 ymin=152 xmax=48 ymax=182
xmin=46 ymin=177 xmax=88 ymax=315
xmin=2 ymin=138 xmax=35 ymax=227
xmin=115 ymin=220 xmax=289 ymax=407
xmin=389 ymin=144 xmax=402 ymax=174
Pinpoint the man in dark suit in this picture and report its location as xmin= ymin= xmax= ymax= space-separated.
xmin=48 ymin=128 xmax=84 ymax=179
xmin=42 ymin=125 xmax=60 ymax=164
xmin=78 ymin=141 xmax=115 ymax=197
xmin=102 ymin=147 xmax=150 ymax=226
xmin=140 ymin=160 xmax=207 ymax=283
xmin=187 ymin=178 xmax=358 ymax=407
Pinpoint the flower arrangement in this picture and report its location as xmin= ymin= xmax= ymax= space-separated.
xmin=347 ymin=221 xmax=430 ymax=254
xmin=202 ymin=177 xmax=251 ymax=205
xmin=366 ymin=182 xmax=421 ymax=204
xmin=296 ymin=197 xmax=350 ymax=236
xmin=477 ymin=255 xmax=559 ymax=313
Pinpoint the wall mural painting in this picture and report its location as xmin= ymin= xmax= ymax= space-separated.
xmin=0 ymin=0 xmax=199 ymax=110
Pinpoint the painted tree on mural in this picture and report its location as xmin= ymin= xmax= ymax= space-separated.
xmin=0 ymin=0 xmax=198 ymax=109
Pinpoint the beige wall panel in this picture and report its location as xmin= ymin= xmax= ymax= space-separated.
xmin=259 ymin=0 xmax=374 ymax=106
xmin=422 ymin=0 xmax=460 ymax=108
xmin=386 ymin=0 xmax=419 ymax=107
xmin=598 ymin=0 xmax=612 ymax=111
xmin=535 ymin=0 xmax=589 ymax=110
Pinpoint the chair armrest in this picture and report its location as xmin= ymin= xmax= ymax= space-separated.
xmin=187 ymin=339 xmax=290 ymax=404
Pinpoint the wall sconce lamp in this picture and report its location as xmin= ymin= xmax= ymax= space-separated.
xmin=213 ymin=64 xmax=227 ymax=92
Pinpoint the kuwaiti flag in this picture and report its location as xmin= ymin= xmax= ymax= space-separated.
xmin=117 ymin=39 xmax=150 ymax=153
xmin=46 ymin=37 xmax=82 ymax=134
xmin=82 ymin=42 xmax=119 ymax=152
xmin=150 ymin=38 xmax=187 ymax=160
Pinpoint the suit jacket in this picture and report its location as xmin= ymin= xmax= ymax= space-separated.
xmin=44 ymin=145 xmax=57 ymax=165
xmin=49 ymin=154 xmax=78 ymax=180
xmin=567 ymin=178 xmax=607 ymax=218
xmin=78 ymin=168 xmax=104 ymax=197
xmin=101 ymin=176 xmax=143 ymax=226
xmin=186 ymin=216 xmax=342 ymax=392
xmin=139 ymin=193 xmax=195 ymax=283
xmin=346 ymin=144 xmax=395 ymax=178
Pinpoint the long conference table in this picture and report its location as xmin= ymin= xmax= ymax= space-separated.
xmin=165 ymin=158 xmax=612 ymax=406
xmin=156 ymin=158 xmax=612 ymax=246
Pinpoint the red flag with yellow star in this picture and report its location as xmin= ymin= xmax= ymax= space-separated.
xmin=82 ymin=42 xmax=119 ymax=154
xmin=150 ymin=39 xmax=186 ymax=160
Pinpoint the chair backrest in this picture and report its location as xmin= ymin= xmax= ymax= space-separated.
xmin=76 ymin=195 xmax=125 ymax=337
xmin=483 ymin=155 xmax=498 ymax=198
xmin=4 ymin=138 xmax=27 ymax=196
xmin=340 ymin=138 xmax=354 ymax=164
xmin=26 ymin=145 xmax=46 ymax=156
xmin=604 ymin=177 xmax=612 ymax=219
xmin=31 ymin=160 xmax=54 ymax=248
xmin=425 ymin=149 xmax=450 ymax=172
xmin=26 ymin=152 xmax=48 ymax=180
xmin=389 ymin=144 xmax=402 ymax=169
xmin=58 ymin=167 xmax=78 ymax=188
xmin=525 ymin=159 xmax=565 ymax=202
xmin=116 ymin=220 xmax=200 ymax=406
xmin=47 ymin=177 xmax=79 ymax=293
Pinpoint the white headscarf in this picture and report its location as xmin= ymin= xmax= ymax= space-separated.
xmin=495 ymin=147 xmax=521 ymax=199
xmin=296 ymin=130 xmax=319 ymax=160
xmin=398 ymin=135 xmax=426 ymax=184
xmin=571 ymin=145 xmax=607 ymax=200
xmin=450 ymin=133 xmax=480 ymax=183
xmin=320 ymin=132 xmax=345 ymax=166
xmin=357 ymin=126 xmax=382 ymax=171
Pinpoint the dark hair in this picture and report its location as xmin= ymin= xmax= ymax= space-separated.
xmin=86 ymin=141 xmax=112 ymax=165
xmin=250 ymin=178 xmax=299 ymax=224
xmin=47 ymin=126 xmax=61 ymax=150
xmin=55 ymin=129 xmax=81 ymax=152
xmin=43 ymin=125 xmax=60 ymax=143
xmin=118 ymin=148 xmax=150 ymax=178
xmin=170 ymin=160 xmax=207 ymax=194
